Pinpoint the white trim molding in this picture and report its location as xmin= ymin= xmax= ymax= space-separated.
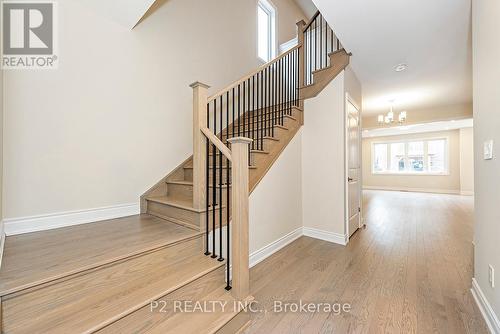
xmin=471 ymin=278 xmax=500 ymax=334
xmin=460 ymin=190 xmax=475 ymax=196
xmin=249 ymin=227 xmax=302 ymax=268
xmin=4 ymin=203 xmax=140 ymax=236
xmin=363 ymin=186 xmax=461 ymax=195
xmin=303 ymin=227 xmax=348 ymax=246
xmin=0 ymin=221 xmax=5 ymax=269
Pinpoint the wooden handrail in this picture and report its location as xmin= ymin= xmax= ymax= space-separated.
xmin=303 ymin=10 xmax=320 ymax=32
xmin=208 ymin=44 xmax=302 ymax=103
xmin=200 ymin=127 xmax=232 ymax=162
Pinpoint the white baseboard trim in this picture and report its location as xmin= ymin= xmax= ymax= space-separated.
xmin=471 ymin=278 xmax=500 ymax=334
xmin=460 ymin=190 xmax=475 ymax=196
xmin=4 ymin=203 xmax=140 ymax=236
xmin=0 ymin=221 xmax=5 ymax=269
xmin=303 ymin=227 xmax=348 ymax=246
xmin=249 ymin=227 xmax=303 ymax=268
xmin=363 ymin=185 xmax=461 ymax=195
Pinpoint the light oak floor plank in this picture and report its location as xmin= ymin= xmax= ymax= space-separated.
xmin=0 ymin=214 xmax=200 ymax=295
xmin=243 ymin=190 xmax=489 ymax=334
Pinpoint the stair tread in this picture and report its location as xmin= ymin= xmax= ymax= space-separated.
xmin=3 ymin=237 xmax=226 ymax=334
xmin=98 ymin=268 xmax=241 ymax=334
xmin=0 ymin=214 xmax=200 ymax=296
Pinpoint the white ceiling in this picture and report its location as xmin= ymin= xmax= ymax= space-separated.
xmin=312 ymin=0 xmax=473 ymax=116
xmin=363 ymin=118 xmax=473 ymax=138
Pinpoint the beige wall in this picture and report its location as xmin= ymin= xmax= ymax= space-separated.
xmin=3 ymin=0 xmax=306 ymax=220
xmin=249 ymin=129 xmax=302 ymax=254
xmin=363 ymin=103 xmax=473 ymax=129
xmin=362 ymin=130 xmax=462 ymax=194
xmin=273 ymin=0 xmax=308 ymax=44
xmin=472 ymin=0 xmax=500 ymax=321
xmin=459 ymin=128 xmax=474 ymax=195
xmin=0 ymin=19 xmax=4 ymax=259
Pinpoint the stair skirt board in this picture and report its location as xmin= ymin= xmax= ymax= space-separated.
xmin=4 ymin=203 xmax=140 ymax=236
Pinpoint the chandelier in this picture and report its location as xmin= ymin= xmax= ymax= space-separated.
xmin=378 ymin=102 xmax=407 ymax=125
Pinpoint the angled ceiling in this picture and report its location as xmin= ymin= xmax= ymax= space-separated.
xmin=312 ymin=0 xmax=473 ymax=116
xmin=73 ymin=0 xmax=158 ymax=30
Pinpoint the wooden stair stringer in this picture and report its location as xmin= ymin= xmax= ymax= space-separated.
xmin=300 ymin=49 xmax=351 ymax=100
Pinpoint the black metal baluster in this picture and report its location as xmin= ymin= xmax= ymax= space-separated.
xmin=218 ymin=96 xmax=223 ymax=261
xmin=225 ymin=152 xmax=231 ymax=290
xmin=212 ymin=99 xmax=217 ymax=259
xmin=320 ymin=15 xmax=323 ymax=69
xmin=238 ymin=85 xmax=241 ymax=137
xmin=205 ymin=104 xmax=210 ymax=256
xmin=256 ymin=73 xmax=259 ymax=151
xmin=232 ymin=88 xmax=235 ymax=137
xmin=252 ymin=75 xmax=255 ymax=150
xmin=242 ymin=81 xmax=246 ymax=138
xmin=245 ymin=78 xmax=252 ymax=138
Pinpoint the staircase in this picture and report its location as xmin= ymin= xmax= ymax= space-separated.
xmin=0 ymin=11 xmax=349 ymax=334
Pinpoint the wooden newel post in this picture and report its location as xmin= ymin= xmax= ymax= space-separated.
xmin=190 ymin=81 xmax=210 ymax=211
xmin=227 ymin=136 xmax=252 ymax=300
xmin=296 ymin=20 xmax=306 ymax=125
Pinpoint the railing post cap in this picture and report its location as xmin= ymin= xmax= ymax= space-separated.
xmin=189 ymin=81 xmax=211 ymax=89
xmin=227 ymin=137 xmax=253 ymax=145
xmin=296 ymin=19 xmax=306 ymax=26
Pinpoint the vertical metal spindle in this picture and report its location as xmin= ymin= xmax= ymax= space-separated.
xmin=252 ymin=75 xmax=255 ymax=150
xmin=320 ymin=15 xmax=323 ymax=68
xmin=218 ymin=96 xmax=223 ymax=261
xmin=211 ymin=99 xmax=217 ymax=259
xmin=225 ymin=146 xmax=231 ymax=290
xmin=238 ymin=85 xmax=241 ymax=137
xmin=247 ymin=78 xmax=250 ymax=140
xmin=232 ymin=88 xmax=235 ymax=137
xmin=242 ymin=81 xmax=246 ymax=138
xmin=256 ymin=73 xmax=259 ymax=151
xmin=205 ymin=104 xmax=210 ymax=256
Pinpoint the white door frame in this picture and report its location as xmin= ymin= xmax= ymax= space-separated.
xmin=344 ymin=92 xmax=363 ymax=241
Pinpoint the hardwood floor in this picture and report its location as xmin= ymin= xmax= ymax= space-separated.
xmin=0 ymin=214 xmax=200 ymax=295
xmin=243 ymin=190 xmax=488 ymax=334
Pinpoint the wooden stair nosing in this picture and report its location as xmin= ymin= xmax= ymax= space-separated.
xmin=3 ymin=240 xmax=226 ymax=334
xmin=0 ymin=228 xmax=202 ymax=299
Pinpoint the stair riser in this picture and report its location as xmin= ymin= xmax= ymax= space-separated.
xmin=184 ymin=168 xmax=193 ymax=182
xmin=147 ymin=201 xmax=200 ymax=230
xmin=96 ymin=266 xmax=227 ymax=334
xmin=167 ymin=183 xmax=193 ymax=202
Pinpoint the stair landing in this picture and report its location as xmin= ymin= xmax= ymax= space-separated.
xmin=0 ymin=214 xmax=201 ymax=296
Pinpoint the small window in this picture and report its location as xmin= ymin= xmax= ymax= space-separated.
xmin=257 ymin=0 xmax=276 ymax=62
xmin=372 ymin=138 xmax=449 ymax=175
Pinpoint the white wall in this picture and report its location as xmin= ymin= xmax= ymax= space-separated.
xmin=459 ymin=127 xmax=474 ymax=195
xmin=362 ymin=130 xmax=462 ymax=194
xmin=472 ymin=0 xmax=500 ymax=326
xmin=249 ymin=130 xmax=302 ymax=254
xmin=3 ymin=0 xmax=306 ymax=221
xmin=302 ymin=72 xmax=346 ymax=236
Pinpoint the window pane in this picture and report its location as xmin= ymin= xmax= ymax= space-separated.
xmin=428 ymin=139 xmax=446 ymax=172
xmin=373 ymin=144 xmax=387 ymax=172
xmin=408 ymin=141 xmax=424 ymax=172
xmin=258 ymin=6 xmax=269 ymax=61
xmin=390 ymin=143 xmax=405 ymax=172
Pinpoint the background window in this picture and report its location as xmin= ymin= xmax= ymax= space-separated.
xmin=408 ymin=141 xmax=424 ymax=172
xmin=390 ymin=143 xmax=405 ymax=172
xmin=372 ymin=138 xmax=448 ymax=175
xmin=373 ymin=144 xmax=388 ymax=172
xmin=428 ymin=139 xmax=446 ymax=172
xmin=257 ymin=0 xmax=276 ymax=62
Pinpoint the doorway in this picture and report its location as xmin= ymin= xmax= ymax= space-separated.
xmin=346 ymin=95 xmax=361 ymax=238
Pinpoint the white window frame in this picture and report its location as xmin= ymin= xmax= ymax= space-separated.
xmin=257 ymin=0 xmax=277 ymax=63
xmin=371 ymin=137 xmax=450 ymax=176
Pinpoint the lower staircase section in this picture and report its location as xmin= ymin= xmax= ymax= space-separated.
xmin=0 ymin=216 xmax=250 ymax=334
